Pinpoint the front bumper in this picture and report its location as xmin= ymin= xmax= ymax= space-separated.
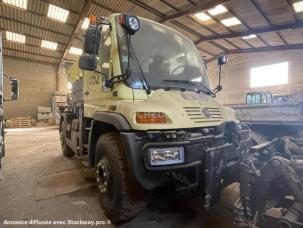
xmin=120 ymin=125 xmax=251 ymax=190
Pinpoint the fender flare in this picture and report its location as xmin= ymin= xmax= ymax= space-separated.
xmin=88 ymin=112 xmax=132 ymax=166
xmin=92 ymin=112 xmax=132 ymax=131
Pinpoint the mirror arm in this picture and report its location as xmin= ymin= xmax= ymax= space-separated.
xmin=104 ymin=69 xmax=131 ymax=88
xmin=213 ymin=65 xmax=223 ymax=95
xmin=94 ymin=70 xmax=108 ymax=79
xmin=218 ymin=65 xmax=222 ymax=87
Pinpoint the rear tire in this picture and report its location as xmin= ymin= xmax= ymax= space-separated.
xmin=60 ymin=122 xmax=75 ymax=158
xmin=95 ymin=132 xmax=145 ymax=223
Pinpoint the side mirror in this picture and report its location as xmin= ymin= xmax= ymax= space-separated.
xmin=10 ymin=79 xmax=19 ymax=101
xmin=84 ymin=26 xmax=101 ymax=54
xmin=218 ymin=54 xmax=228 ymax=66
xmin=79 ymin=54 xmax=97 ymax=71
xmin=213 ymin=54 xmax=228 ymax=95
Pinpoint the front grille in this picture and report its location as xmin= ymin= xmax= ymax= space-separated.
xmin=183 ymin=107 xmax=223 ymax=123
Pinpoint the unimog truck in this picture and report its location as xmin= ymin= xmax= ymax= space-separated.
xmin=60 ymin=14 xmax=251 ymax=222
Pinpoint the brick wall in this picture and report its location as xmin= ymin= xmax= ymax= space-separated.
xmin=207 ymin=49 xmax=303 ymax=105
xmin=3 ymin=58 xmax=56 ymax=119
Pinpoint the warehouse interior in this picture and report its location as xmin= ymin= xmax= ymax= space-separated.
xmin=1 ymin=0 xmax=303 ymax=227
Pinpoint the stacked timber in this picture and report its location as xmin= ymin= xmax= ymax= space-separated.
xmin=6 ymin=116 xmax=36 ymax=128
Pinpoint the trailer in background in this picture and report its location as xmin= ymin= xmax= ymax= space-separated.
xmin=229 ymin=91 xmax=303 ymax=141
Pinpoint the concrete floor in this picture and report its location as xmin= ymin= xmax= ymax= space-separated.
xmin=0 ymin=126 xmax=238 ymax=227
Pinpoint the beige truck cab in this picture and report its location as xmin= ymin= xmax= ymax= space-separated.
xmin=60 ymin=14 xmax=250 ymax=223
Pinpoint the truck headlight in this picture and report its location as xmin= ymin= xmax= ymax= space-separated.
xmin=147 ymin=147 xmax=185 ymax=166
xmin=119 ymin=14 xmax=140 ymax=35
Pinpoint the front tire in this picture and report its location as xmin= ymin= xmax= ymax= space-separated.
xmin=95 ymin=132 xmax=145 ymax=223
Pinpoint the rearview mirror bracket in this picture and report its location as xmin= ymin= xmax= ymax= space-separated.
xmin=213 ymin=54 xmax=228 ymax=94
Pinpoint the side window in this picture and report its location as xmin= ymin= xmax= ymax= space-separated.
xmin=261 ymin=94 xmax=267 ymax=103
xmin=266 ymin=93 xmax=273 ymax=103
xmin=246 ymin=94 xmax=252 ymax=103
xmin=255 ymin=94 xmax=261 ymax=104
xmin=99 ymin=25 xmax=111 ymax=79
xmin=251 ymin=94 xmax=256 ymax=103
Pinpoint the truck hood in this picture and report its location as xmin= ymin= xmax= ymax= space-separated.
xmin=119 ymin=89 xmax=238 ymax=131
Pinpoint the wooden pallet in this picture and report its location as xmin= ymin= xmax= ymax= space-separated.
xmin=6 ymin=117 xmax=35 ymax=128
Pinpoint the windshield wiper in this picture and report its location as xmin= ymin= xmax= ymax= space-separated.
xmin=163 ymin=79 xmax=214 ymax=96
xmin=129 ymin=40 xmax=151 ymax=94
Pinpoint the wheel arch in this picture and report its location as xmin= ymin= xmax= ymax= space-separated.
xmin=88 ymin=112 xmax=132 ymax=167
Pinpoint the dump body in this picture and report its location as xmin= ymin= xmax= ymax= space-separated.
xmin=230 ymin=96 xmax=303 ymax=141
xmin=230 ymin=102 xmax=303 ymax=126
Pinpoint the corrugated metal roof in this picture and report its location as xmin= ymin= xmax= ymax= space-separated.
xmin=1 ymin=0 xmax=303 ymax=65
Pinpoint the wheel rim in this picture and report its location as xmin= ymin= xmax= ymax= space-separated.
xmin=96 ymin=158 xmax=113 ymax=199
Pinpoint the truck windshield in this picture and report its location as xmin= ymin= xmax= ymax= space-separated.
xmin=116 ymin=17 xmax=210 ymax=92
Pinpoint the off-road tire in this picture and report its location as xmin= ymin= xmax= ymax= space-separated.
xmin=95 ymin=132 xmax=146 ymax=223
xmin=60 ymin=122 xmax=75 ymax=158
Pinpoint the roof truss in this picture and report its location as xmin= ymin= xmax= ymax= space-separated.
xmin=1 ymin=0 xmax=303 ymax=66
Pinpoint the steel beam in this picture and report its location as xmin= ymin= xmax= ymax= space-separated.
xmin=98 ymin=0 xmax=229 ymax=53
xmin=57 ymin=0 xmax=92 ymax=72
xmin=187 ymin=16 xmax=241 ymax=50
xmin=40 ymin=0 xmax=81 ymax=15
xmin=0 ymin=15 xmax=70 ymax=37
xmin=2 ymin=40 xmax=62 ymax=55
xmin=208 ymin=41 xmax=228 ymax=51
xmin=3 ymin=47 xmax=61 ymax=60
xmin=195 ymin=20 xmax=303 ymax=42
xmin=223 ymin=39 xmax=242 ymax=49
xmin=0 ymin=28 xmax=67 ymax=46
xmin=197 ymin=47 xmax=214 ymax=56
xmin=241 ymin=39 xmax=254 ymax=48
xmin=186 ymin=16 xmax=217 ymax=34
xmin=193 ymin=11 xmax=242 ymax=51
xmin=228 ymin=43 xmax=303 ymax=54
xmin=207 ymin=43 xmax=303 ymax=62
xmin=3 ymin=55 xmax=57 ymax=66
xmin=0 ymin=2 xmax=75 ymax=28
xmin=225 ymin=5 xmax=270 ymax=47
xmin=159 ymin=0 xmax=180 ymax=12
xmin=170 ymin=20 xmax=203 ymax=39
xmin=126 ymin=0 xmax=165 ymax=18
xmin=250 ymin=0 xmax=287 ymax=44
xmin=163 ymin=0 xmax=230 ymax=21
xmin=185 ymin=0 xmax=196 ymax=6
xmin=170 ymin=20 xmax=228 ymax=52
